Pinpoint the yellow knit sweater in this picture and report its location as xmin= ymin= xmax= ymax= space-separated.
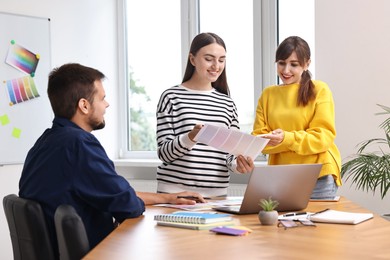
xmin=252 ymin=80 xmax=342 ymax=186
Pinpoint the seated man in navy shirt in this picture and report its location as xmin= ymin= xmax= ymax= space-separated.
xmin=19 ymin=63 xmax=205 ymax=257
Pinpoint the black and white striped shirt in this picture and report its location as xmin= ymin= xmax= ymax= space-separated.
xmin=156 ymin=85 xmax=239 ymax=196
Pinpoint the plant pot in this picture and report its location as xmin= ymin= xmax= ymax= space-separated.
xmin=258 ymin=210 xmax=278 ymax=225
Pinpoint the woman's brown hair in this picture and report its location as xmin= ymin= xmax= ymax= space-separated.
xmin=182 ymin=32 xmax=230 ymax=96
xmin=276 ymin=36 xmax=315 ymax=106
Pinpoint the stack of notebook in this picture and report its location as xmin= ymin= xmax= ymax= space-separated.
xmin=154 ymin=211 xmax=235 ymax=230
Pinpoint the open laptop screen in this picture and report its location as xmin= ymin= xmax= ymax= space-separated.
xmin=215 ymin=164 xmax=322 ymax=214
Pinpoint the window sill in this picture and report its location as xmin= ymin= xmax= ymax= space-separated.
xmin=113 ymin=158 xmax=267 ymax=167
xmin=114 ymin=158 xmax=267 ymax=184
xmin=113 ymin=158 xmax=161 ymax=167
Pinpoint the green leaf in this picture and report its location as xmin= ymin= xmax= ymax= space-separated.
xmin=258 ymin=196 xmax=279 ymax=211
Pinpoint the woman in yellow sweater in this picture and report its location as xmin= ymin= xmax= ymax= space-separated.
xmin=252 ymin=36 xmax=341 ymax=199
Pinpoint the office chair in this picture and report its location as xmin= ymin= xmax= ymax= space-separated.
xmin=54 ymin=204 xmax=90 ymax=260
xmin=2 ymin=194 xmax=56 ymax=260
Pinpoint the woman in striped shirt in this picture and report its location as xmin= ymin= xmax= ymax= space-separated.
xmin=156 ymin=32 xmax=254 ymax=197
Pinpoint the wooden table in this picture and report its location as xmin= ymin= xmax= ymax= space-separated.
xmin=83 ymin=197 xmax=390 ymax=260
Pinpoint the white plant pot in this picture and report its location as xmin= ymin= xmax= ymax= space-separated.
xmin=258 ymin=210 xmax=278 ymax=225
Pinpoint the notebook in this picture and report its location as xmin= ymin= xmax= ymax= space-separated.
xmin=209 ymin=226 xmax=250 ymax=236
xmin=308 ymin=209 xmax=374 ymax=225
xmin=154 ymin=211 xmax=232 ymax=224
xmin=214 ymin=164 xmax=322 ymax=214
xmin=156 ymin=220 xmax=236 ymax=230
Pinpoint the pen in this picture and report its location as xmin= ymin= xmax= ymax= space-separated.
xmin=310 ymin=208 xmax=330 ymax=216
xmin=282 ymin=212 xmax=307 ymax=217
xmin=176 ymin=196 xmax=211 ymax=201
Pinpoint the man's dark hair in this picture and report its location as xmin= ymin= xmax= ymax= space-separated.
xmin=47 ymin=63 xmax=105 ymax=119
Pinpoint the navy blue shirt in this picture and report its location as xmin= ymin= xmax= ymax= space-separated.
xmin=19 ymin=117 xmax=145 ymax=254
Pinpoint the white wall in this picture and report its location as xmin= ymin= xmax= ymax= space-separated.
xmin=316 ymin=0 xmax=390 ymax=214
xmin=0 ymin=0 xmax=118 ymax=258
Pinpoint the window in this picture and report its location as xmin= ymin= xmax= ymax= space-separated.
xmin=121 ymin=0 xmax=182 ymax=158
xmin=119 ymin=0 xmax=313 ymax=160
xmin=199 ymin=0 xmax=254 ymax=133
xmin=278 ymin=0 xmax=315 ymax=77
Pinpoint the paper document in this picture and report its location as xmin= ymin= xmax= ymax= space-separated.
xmin=193 ymin=124 xmax=269 ymax=160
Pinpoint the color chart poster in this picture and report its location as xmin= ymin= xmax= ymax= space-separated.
xmin=3 ymin=40 xmax=41 ymax=106
xmin=5 ymin=75 xmax=40 ymax=106
xmin=0 ymin=12 xmax=52 ymax=164
xmin=6 ymin=42 xmax=40 ymax=75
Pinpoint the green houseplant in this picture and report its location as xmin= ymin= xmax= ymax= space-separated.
xmin=341 ymin=104 xmax=390 ymax=199
xmin=258 ymin=197 xmax=279 ymax=225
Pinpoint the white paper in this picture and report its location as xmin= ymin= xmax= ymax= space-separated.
xmin=308 ymin=210 xmax=374 ymax=224
xmin=193 ymin=124 xmax=269 ymax=160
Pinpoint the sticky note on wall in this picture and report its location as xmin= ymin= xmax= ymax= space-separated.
xmin=0 ymin=114 xmax=10 ymax=126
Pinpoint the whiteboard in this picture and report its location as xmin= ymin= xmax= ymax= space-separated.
xmin=0 ymin=12 xmax=52 ymax=165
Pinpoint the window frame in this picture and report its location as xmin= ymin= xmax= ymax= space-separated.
xmin=117 ymin=0 xmax=277 ymax=160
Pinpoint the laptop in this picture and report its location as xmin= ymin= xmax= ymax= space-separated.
xmin=214 ymin=164 xmax=322 ymax=214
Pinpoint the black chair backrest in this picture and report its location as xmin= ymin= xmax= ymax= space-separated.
xmin=3 ymin=194 xmax=56 ymax=260
xmin=54 ymin=204 xmax=90 ymax=260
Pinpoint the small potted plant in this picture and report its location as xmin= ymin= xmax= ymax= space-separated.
xmin=258 ymin=196 xmax=279 ymax=225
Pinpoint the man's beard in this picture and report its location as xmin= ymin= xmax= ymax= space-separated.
xmin=93 ymin=120 xmax=105 ymax=130
xmin=89 ymin=117 xmax=105 ymax=131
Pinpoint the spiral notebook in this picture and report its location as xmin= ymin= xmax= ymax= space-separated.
xmin=154 ymin=211 xmax=232 ymax=224
xmin=156 ymin=220 xmax=236 ymax=230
